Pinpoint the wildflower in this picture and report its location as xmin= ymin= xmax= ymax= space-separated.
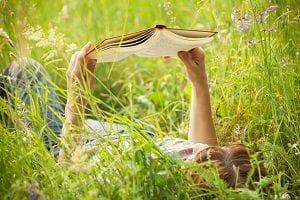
xmin=23 ymin=25 xmax=66 ymax=51
xmin=42 ymin=50 xmax=57 ymax=61
xmin=256 ymin=4 xmax=278 ymax=24
xmin=0 ymin=28 xmax=14 ymax=47
xmin=28 ymin=181 xmax=39 ymax=200
xmin=234 ymin=124 xmax=241 ymax=137
xmin=60 ymin=5 xmax=69 ymax=19
xmin=263 ymin=25 xmax=276 ymax=32
xmin=267 ymin=5 xmax=278 ymax=13
xmin=280 ymin=193 xmax=291 ymax=200
xmin=246 ymin=38 xmax=256 ymax=48
xmin=69 ymin=146 xmax=95 ymax=173
xmin=288 ymin=143 xmax=300 ymax=155
xmin=256 ymin=10 xmax=267 ymax=24
xmin=23 ymin=25 xmax=44 ymax=42
xmin=163 ymin=1 xmax=172 ymax=16
xmin=0 ymin=74 xmax=16 ymax=82
xmin=231 ymin=6 xmax=240 ymax=22
xmin=237 ymin=14 xmax=252 ymax=32
xmin=136 ymin=95 xmax=153 ymax=108
xmin=65 ymin=43 xmax=77 ymax=53
xmin=231 ymin=7 xmax=251 ymax=32
xmin=170 ymin=16 xmax=176 ymax=24
xmin=16 ymin=100 xmax=27 ymax=119
xmin=163 ymin=1 xmax=176 ymax=24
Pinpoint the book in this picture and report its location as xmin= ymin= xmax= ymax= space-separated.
xmin=87 ymin=25 xmax=217 ymax=63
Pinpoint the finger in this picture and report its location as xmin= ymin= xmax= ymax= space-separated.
xmin=190 ymin=48 xmax=205 ymax=61
xmin=69 ymin=51 xmax=81 ymax=68
xmin=79 ymin=42 xmax=93 ymax=68
xmin=69 ymin=51 xmax=78 ymax=63
xmin=178 ymin=51 xmax=187 ymax=59
xmin=72 ymin=53 xmax=84 ymax=77
xmin=163 ymin=56 xmax=170 ymax=60
xmin=72 ymin=51 xmax=85 ymax=77
xmin=81 ymin=42 xmax=92 ymax=56
xmin=178 ymin=51 xmax=194 ymax=67
xmin=67 ymin=51 xmax=81 ymax=74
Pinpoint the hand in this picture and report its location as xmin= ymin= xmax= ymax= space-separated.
xmin=178 ymin=48 xmax=207 ymax=87
xmin=61 ymin=42 xmax=96 ymax=158
xmin=66 ymin=42 xmax=97 ymax=109
xmin=178 ymin=48 xmax=217 ymax=146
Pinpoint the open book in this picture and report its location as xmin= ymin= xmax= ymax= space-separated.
xmin=87 ymin=25 xmax=217 ymax=63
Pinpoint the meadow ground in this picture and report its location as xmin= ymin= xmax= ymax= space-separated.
xmin=0 ymin=0 xmax=299 ymax=199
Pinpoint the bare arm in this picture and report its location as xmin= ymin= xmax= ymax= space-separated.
xmin=178 ymin=48 xmax=217 ymax=146
xmin=61 ymin=42 xmax=96 ymax=158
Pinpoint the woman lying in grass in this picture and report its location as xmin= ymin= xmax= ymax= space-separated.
xmin=0 ymin=42 xmax=266 ymax=188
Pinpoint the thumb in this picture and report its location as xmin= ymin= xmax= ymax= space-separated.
xmin=178 ymin=51 xmax=188 ymax=60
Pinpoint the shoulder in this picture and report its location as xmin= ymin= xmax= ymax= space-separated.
xmin=156 ymin=137 xmax=208 ymax=159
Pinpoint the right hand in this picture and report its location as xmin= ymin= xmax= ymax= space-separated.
xmin=178 ymin=48 xmax=207 ymax=87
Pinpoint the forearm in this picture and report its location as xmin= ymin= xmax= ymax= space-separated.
xmin=64 ymin=102 xmax=84 ymax=130
xmin=188 ymin=75 xmax=217 ymax=146
xmin=59 ymin=42 xmax=96 ymax=160
xmin=62 ymin=92 xmax=87 ymax=151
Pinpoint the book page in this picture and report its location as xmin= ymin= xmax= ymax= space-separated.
xmin=88 ymin=31 xmax=154 ymax=62
xmin=90 ymin=30 xmax=163 ymax=62
xmin=167 ymin=28 xmax=217 ymax=38
xmin=100 ymin=29 xmax=153 ymax=50
xmin=90 ymin=47 xmax=136 ymax=62
xmin=135 ymin=29 xmax=214 ymax=57
xmin=88 ymin=29 xmax=153 ymax=61
xmin=96 ymin=27 xmax=153 ymax=48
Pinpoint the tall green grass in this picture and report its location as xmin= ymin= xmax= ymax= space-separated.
xmin=0 ymin=0 xmax=299 ymax=199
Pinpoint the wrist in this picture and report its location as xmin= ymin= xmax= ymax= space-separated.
xmin=191 ymin=78 xmax=209 ymax=90
xmin=66 ymin=96 xmax=86 ymax=111
xmin=191 ymin=80 xmax=210 ymax=97
xmin=65 ymin=102 xmax=85 ymax=124
xmin=66 ymin=101 xmax=82 ymax=113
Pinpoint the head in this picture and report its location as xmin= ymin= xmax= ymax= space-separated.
xmin=186 ymin=143 xmax=267 ymax=188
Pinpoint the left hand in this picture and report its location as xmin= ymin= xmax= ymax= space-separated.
xmin=61 ymin=42 xmax=97 ymax=159
xmin=66 ymin=42 xmax=97 ymax=109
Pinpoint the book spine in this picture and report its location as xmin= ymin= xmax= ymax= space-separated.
xmin=155 ymin=24 xmax=166 ymax=29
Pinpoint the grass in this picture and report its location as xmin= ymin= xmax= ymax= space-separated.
xmin=0 ymin=0 xmax=299 ymax=199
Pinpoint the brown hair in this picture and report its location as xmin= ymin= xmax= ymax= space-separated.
xmin=186 ymin=143 xmax=267 ymax=188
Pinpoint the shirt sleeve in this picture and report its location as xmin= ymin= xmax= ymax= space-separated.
xmin=156 ymin=137 xmax=195 ymax=159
